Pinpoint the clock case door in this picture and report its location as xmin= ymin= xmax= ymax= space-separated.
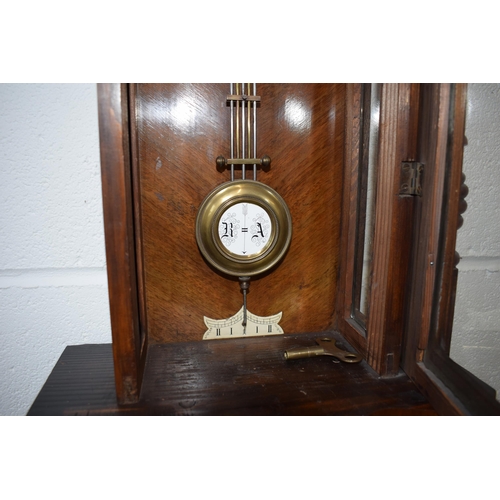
xmin=98 ymin=83 xmax=500 ymax=414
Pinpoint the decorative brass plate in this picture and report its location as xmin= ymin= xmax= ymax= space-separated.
xmin=196 ymin=180 xmax=292 ymax=277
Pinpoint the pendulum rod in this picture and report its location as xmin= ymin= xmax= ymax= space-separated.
xmin=235 ymin=83 xmax=240 ymax=178
xmin=253 ymin=83 xmax=257 ymax=180
xmin=247 ymin=84 xmax=252 ymax=178
xmin=230 ymin=83 xmax=234 ymax=181
xmin=239 ymin=277 xmax=250 ymax=328
xmin=241 ymin=82 xmax=246 ymax=180
xmin=218 ymin=84 xmax=269 ymax=178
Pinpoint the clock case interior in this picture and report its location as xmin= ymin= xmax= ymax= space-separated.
xmin=98 ymin=83 xmax=500 ymax=414
xmin=132 ymin=84 xmax=342 ymax=343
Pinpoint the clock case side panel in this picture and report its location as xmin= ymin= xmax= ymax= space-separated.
xmin=337 ymin=83 xmax=420 ymax=376
xmin=98 ymin=83 xmax=147 ymax=405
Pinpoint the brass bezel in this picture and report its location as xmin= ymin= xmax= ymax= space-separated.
xmin=196 ymin=180 xmax=292 ymax=277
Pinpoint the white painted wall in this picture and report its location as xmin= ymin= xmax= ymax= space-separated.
xmin=450 ymin=83 xmax=500 ymax=399
xmin=0 ymin=84 xmax=111 ymax=416
xmin=1 ymin=83 xmax=498 ymax=416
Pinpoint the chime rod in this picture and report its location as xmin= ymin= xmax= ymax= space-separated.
xmin=246 ymin=83 xmax=252 ymax=180
xmin=230 ymin=83 xmax=234 ymax=181
xmin=247 ymin=83 xmax=251 ymax=179
xmin=224 ymin=83 xmax=267 ymax=180
xmin=253 ymin=83 xmax=257 ymax=180
xmin=241 ymin=82 xmax=246 ymax=180
xmin=235 ymin=83 xmax=240 ymax=178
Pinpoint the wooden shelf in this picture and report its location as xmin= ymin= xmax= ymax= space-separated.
xmin=28 ymin=332 xmax=436 ymax=416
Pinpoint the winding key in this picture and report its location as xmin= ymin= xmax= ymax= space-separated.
xmin=284 ymin=338 xmax=362 ymax=363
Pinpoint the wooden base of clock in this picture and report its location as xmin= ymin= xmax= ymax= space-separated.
xmin=28 ymin=332 xmax=436 ymax=416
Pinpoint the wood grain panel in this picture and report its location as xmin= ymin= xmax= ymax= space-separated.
xmin=135 ymin=84 xmax=345 ymax=343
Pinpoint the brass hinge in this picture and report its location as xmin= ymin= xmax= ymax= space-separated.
xmin=399 ymin=161 xmax=424 ymax=196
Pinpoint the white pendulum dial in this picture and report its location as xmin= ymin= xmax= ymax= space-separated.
xmin=203 ymin=307 xmax=284 ymax=339
xmin=218 ymin=202 xmax=273 ymax=258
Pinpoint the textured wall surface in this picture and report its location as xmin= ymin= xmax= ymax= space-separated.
xmin=0 ymin=84 xmax=111 ymax=416
xmin=450 ymin=83 xmax=500 ymax=399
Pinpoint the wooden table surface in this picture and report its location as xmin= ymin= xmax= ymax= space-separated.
xmin=28 ymin=332 xmax=437 ymax=416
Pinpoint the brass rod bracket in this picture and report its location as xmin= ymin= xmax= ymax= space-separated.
xmin=226 ymin=94 xmax=261 ymax=103
xmin=216 ymin=155 xmax=271 ymax=171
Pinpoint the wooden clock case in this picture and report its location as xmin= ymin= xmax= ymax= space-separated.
xmin=97 ymin=83 xmax=500 ymax=415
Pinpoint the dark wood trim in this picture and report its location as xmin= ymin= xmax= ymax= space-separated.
xmin=128 ymin=84 xmax=148 ymax=355
xmin=351 ymin=83 xmax=372 ymax=326
xmin=431 ymin=83 xmax=467 ymax=356
xmin=364 ymin=83 xmax=420 ymax=375
xmin=402 ymin=83 xmax=453 ymax=381
xmin=411 ymin=361 xmax=466 ymax=415
xmin=365 ymin=83 xmax=402 ymax=374
xmin=337 ymin=84 xmax=367 ymax=357
xmin=97 ymin=83 xmax=143 ymax=404
xmin=402 ymin=84 xmax=449 ymax=378
xmin=402 ymin=83 xmax=500 ymax=415
xmin=338 ymin=84 xmax=420 ymax=375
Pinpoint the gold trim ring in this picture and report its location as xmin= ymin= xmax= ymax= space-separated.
xmin=195 ymin=180 xmax=292 ymax=277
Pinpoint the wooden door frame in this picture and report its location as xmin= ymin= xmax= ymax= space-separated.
xmin=337 ymin=83 xmax=420 ymax=376
xmin=402 ymin=83 xmax=500 ymax=415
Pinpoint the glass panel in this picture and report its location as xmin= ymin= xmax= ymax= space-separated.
xmin=352 ymin=83 xmax=380 ymax=327
xmin=449 ymin=83 xmax=500 ymax=400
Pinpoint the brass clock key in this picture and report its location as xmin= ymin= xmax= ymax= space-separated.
xmin=284 ymin=338 xmax=362 ymax=363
